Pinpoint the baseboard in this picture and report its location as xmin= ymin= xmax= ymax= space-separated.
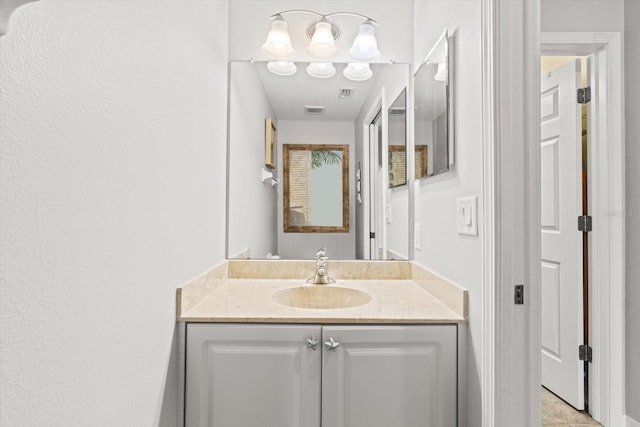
xmin=627 ymin=415 xmax=640 ymax=427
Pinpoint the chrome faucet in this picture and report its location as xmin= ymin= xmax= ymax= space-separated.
xmin=307 ymin=247 xmax=335 ymax=285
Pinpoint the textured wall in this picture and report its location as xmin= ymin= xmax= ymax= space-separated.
xmin=0 ymin=1 xmax=228 ymax=425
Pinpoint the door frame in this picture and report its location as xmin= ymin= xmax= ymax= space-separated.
xmin=539 ymin=32 xmax=625 ymax=425
xmin=361 ymin=88 xmax=387 ymax=260
xmin=481 ymin=4 xmax=626 ymax=427
xmin=482 ymin=3 xmax=627 ymax=423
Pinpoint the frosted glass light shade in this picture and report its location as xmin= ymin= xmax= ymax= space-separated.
xmin=349 ymin=22 xmax=380 ymax=60
xmin=308 ymin=21 xmax=337 ymax=58
xmin=434 ymin=62 xmax=448 ymax=82
xmin=307 ymin=62 xmax=336 ymax=78
xmin=267 ymin=61 xmax=297 ymax=76
xmin=262 ymin=18 xmax=293 ymax=59
xmin=343 ymin=63 xmax=373 ymax=81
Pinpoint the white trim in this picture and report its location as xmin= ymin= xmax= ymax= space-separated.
xmin=407 ymin=67 xmax=416 ymax=260
xmin=540 ymin=32 xmax=625 ymax=427
xmin=380 ymin=88 xmax=389 ymax=259
xmin=361 ymin=91 xmax=384 ymax=260
xmin=486 ymin=0 xmax=540 ymax=425
xmin=480 ymin=0 xmax=496 ymax=426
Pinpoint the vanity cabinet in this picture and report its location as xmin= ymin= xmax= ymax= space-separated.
xmin=185 ymin=323 xmax=457 ymax=427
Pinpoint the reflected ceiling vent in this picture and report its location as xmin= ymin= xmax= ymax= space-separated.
xmin=389 ymin=107 xmax=406 ymax=115
xmin=304 ymin=105 xmax=325 ymax=115
xmin=338 ymin=88 xmax=355 ymax=99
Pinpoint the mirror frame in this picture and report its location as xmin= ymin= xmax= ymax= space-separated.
xmin=283 ymin=143 xmax=350 ymax=233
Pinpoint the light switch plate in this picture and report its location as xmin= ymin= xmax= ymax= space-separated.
xmin=457 ymin=196 xmax=478 ymax=236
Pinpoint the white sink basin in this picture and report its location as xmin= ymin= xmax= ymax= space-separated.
xmin=272 ymin=286 xmax=371 ymax=309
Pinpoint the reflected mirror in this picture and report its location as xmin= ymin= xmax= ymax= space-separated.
xmin=414 ymin=29 xmax=453 ymax=179
xmin=283 ymin=144 xmax=349 ymax=232
xmin=387 ymin=89 xmax=407 ymax=188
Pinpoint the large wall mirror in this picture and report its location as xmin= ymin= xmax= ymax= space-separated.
xmin=414 ymin=29 xmax=454 ymax=179
xmin=283 ymin=144 xmax=349 ymax=232
xmin=226 ymin=60 xmax=411 ymax=260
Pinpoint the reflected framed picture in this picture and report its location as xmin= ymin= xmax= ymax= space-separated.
xmin=265 ymin=118 xmax=277 ymax=169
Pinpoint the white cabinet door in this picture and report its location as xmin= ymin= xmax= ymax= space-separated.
xmin=185 ymin=324 xmax=321 ymax=427
xmin=321 ymin=325 xmax=457 ymax=427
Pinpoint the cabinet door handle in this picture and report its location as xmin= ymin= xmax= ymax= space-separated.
xmin=324 ymin=337 xmax=340 ymax=351
xmin=306 ymin=337 xmax=319 ymax=350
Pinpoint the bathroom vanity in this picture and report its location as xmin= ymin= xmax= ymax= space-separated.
xmin=176 ymin=260 xmax=467 ymax=427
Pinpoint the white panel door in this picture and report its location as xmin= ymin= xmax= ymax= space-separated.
xmin=540 ymin=59 xmax=584 ymax=409
xmin=185 ymin=324 xmax=321 ymax=427
xmin=321 ymin=325 xmax=457 ymax=427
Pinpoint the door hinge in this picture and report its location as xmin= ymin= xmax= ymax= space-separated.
xmin=370 ymin=232 xmax=376 ymax=239
xmin=578 ymin=215 xmax=592 ymax=232
xmin=577 ymin=87 xmax=591 ymax=104
xmin=514 ymin=284 xmax=524 ymax=305
xmin=579 ymin=344 xmax=593 ymax=363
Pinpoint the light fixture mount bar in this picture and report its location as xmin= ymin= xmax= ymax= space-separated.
xmin=268 ymin=10 xmax=378 ymax=25
xmin=324 ymin=12 xmax=378 ymax=25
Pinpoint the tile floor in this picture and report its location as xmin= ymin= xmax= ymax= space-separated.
xmin=541 ymin=387 xmax=602 ymax=426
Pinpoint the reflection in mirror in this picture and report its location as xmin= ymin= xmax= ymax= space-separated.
xmin=414 ymin=29 xmax=453 ymax=180
xmin=387 ymin=89 xmax=407 ymax=188
xmin=283 ymin=144 xmax=349 ymax=232
xmin=226 ymin=60 xmax=411 ymax=260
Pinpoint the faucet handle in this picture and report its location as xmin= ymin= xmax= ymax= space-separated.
xmin=315 ymin=247 xmax=327 ymax=259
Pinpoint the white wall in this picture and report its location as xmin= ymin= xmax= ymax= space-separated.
xmin=541 ymin=0 xmax=624 ymax=32
xmin=412 ymin=0 xmax=484 ymax=422
xmin=624 ymin=0 xmax=640 ymax=418
xmin=277 ymin=120 xmax=355 ymax=259
xmin=0 ymin=1 xmax=228 ymax=425
xmin=227 ymin=62 xmax=278 ymax=259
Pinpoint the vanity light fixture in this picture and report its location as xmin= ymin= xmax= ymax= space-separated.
xmin=262 ymin=10 xmax=380 ymax=78
xmin=434 ymin=62 xmax=448 ymax=82
xmin=308 ymin=19 xmax=337 ymax=58
xmin=267 ymin=61 xmax=298 ymax=76
xmin=261 ymin=15 xmax=294 ymax=59
xmin=307 ymin=62 xmax=336 ymax=78
xmin=349 ymin=20 xmax=380 ymax=60
xmin=423 ymin=30 xmax=449 ymax=83
xmin=343 ymin=63 xmax=373 ymax=81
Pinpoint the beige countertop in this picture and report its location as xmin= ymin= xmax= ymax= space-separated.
xmin=176 ymin=260 xmax=467 ymax=324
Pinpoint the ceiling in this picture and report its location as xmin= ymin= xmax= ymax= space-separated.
xmin=254 ymin=62 xmax=380 ymax=121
